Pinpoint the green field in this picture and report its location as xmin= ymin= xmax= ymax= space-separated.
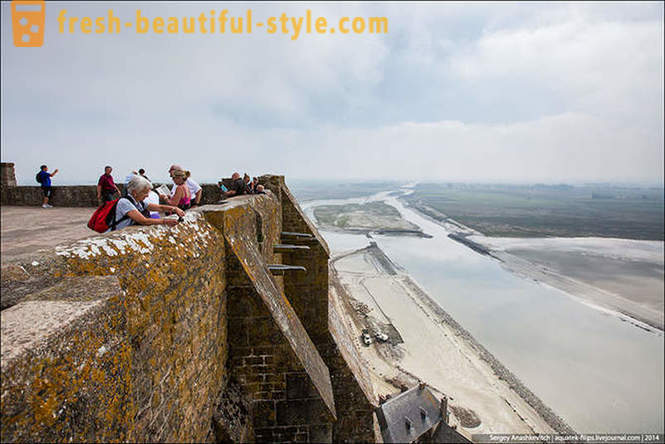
xmin=403 ymin=183 xmax=664 ymax=240
xmin=288 ymin=180 xmax=398 ymax=202
xmin=313 ymin=201 xmax=421 ymax=233
xmin=314 ymin=202 xmax=400 ymax=227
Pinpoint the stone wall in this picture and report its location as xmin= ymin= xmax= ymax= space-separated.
xmin=1 ymin=209 xmax=229 ymax=442
xmin=225 ymin=251 xmax=336 ymax=442
xmin=277 ymin=178 xmax=378 ymax=442
xmin=205 ymin=195 xmax=337 ymax=442
xmin=2 ymin=180 xmax=246 ymax=207
xmin=1 ymin=276 xmax=132 ymax=442
xmin=1 ymin=162 xmax=17 ymax=187
xmin=1 ymin=178 xmax=377 ymax=443
xmin=1 ymin=185 xmax=102 ymax=207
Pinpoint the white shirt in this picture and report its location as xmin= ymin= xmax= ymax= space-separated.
xmin=186 ymin=178 xmax=202 ymax=197
xmin=143 ymin=190 xmax=160 ymax=218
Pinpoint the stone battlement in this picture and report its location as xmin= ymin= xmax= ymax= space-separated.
xmin=1 ymin=180 xmax=239 ymax=208
xmin=0 ymin=175 xmax=376 ymax=442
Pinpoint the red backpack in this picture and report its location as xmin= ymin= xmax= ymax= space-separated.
xmin=87 ymin=199 xmax=129 ymax=233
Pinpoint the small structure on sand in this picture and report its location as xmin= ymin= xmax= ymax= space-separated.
xmin=375 ymin=383 xmax=471 ymax=443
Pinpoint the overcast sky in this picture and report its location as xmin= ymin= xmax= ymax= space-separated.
xmin=1 ymin=2 xmax=663 ymax=185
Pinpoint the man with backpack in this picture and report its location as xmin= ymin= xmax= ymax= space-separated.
xmin=36 ymin=165 xmax=58 ymax=208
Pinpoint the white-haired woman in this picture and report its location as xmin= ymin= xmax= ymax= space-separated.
xmin=108 ymin=175 xmax=184 ymax=232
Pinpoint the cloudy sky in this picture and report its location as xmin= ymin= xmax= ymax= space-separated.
xmin=1 ymin=2 xmax=663 ymax=185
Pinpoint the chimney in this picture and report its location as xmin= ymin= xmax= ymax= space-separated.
xmin=0 ymin=162 xmax=17 ymax=187
xmin=440 ymin=396 xmax=449 ymax=424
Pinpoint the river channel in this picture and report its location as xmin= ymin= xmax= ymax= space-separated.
xmin=302 ymin=190 xmax=664 ymax=434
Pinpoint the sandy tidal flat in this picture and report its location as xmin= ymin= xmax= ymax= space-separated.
xmin=332 ymin=247 xmax=570 ymax=436
xmin=469 ymin=236 xmax=665 ymax=331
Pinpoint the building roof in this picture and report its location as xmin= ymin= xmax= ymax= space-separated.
xmin=376 ymin=384 xmax=443 ymax=443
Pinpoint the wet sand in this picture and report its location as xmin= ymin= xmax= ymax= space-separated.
xmin=331 ymin=244 xmax=574 ymax=436
xmin=468 ymin=236 xmax=665 ymax=331
xmin=398 ymin=200 xmax=664 ymax=332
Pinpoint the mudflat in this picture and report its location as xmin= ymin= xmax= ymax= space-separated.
xmin=331 ymin=245 xmax=571 ymax=435
xmin=471 ymin=236 xmax=665 ymax=331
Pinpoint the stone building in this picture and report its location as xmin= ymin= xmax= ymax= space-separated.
xmin=375 ymin=383 xmax=470 ymax=443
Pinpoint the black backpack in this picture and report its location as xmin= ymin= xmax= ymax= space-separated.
xmin=35 ymin=172 xmax=43 ymax=184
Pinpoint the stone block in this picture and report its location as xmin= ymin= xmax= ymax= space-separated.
xmin=1 ymin=277 xmax=131 ymax=442
xmin=253 ymin=400 xmax=277 ymax=428
xmin=276 ymin=399 xmax=332 ymax=426
xmin=286 ymin=373 xmax=320 ymax=400
xmin=310 ymin=423 xmax=333 ymax=443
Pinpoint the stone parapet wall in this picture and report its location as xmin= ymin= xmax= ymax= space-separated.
xmin=215 ymin=195 xmax=337 ymax=442
xmin=1 ymin=163 xmax=17 ymax=187
xmin=1 ymin=178 xmax=267 ymax=207
xmin=1 ymin=178 xmax=377 ymax=443
xmin=1 ymin=185 xmax=103 ymax=207
xmin=1 ymin=276 xmax=131 ymax=442
xmin=1 ymin=210 xmax=229 ymax=442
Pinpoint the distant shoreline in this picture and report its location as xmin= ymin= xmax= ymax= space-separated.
xmin=400 ymin=185 xmax=664 ymax=241
xmin=399 ymin=197 xmax=665 ymax=333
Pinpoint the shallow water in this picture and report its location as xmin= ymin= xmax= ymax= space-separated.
xmin=303 ymin=193 xmax=665 ymax=433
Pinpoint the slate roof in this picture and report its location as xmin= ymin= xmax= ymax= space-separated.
xmin=376 ymin=384 xmax=443 ymax=443
xmin=431 ymin=421 xmax=473 ymax=443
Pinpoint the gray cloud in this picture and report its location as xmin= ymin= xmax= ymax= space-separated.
xmin=1 ymin=2 xmax=663 ymax=185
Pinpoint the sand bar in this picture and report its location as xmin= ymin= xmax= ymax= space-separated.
xmin=331 ymin=244 xmax=574 ymax=436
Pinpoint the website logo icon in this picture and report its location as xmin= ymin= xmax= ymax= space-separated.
xmin=11 ymin=0 xmax=45 ymax=47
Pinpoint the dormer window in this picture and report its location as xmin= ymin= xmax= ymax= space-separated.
xmin=405 ymin=417 xmax=413 ymax=433
xmin=420 ymin=407 xmax=427 ymax=421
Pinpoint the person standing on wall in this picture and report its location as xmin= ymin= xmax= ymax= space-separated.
xmin=36 ymin=164 xmax=58 ymax=208
xmin=97 ymin=165 xmax=121 ymax=204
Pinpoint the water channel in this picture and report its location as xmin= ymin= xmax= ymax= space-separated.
xmin=302 ymin=190 xmax=665 ymax=433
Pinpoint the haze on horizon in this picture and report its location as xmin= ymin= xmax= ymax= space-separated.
xmin=1 ymin=2 xmax=663 ymax=186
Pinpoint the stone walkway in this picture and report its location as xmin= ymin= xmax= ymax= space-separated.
xmin=1 ymin=206 xmax=95 ymax=263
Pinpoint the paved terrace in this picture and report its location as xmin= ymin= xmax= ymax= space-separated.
xmin=1 ymin=206 xmax=97 ymax=263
